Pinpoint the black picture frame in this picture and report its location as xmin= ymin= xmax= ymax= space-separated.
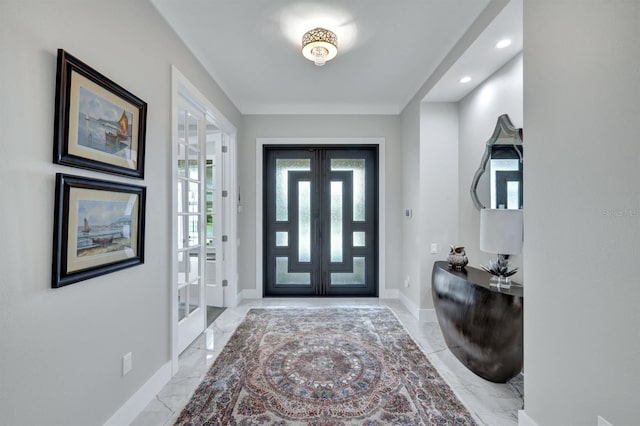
xmin=52 ymin=173 xmax=146 ymax=288
xmin=53 ymin=49 xmax=147 ymax=179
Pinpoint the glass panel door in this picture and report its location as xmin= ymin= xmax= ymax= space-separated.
xmin=264 ymin=147 xmax=377 ymax=296
xmin=176 ymin=104 xmax=206 ymax=353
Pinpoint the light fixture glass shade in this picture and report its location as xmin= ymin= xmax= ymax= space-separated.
xmin=302 ymin=27 xmax=338 ymax=66
xmin=480 ymin=209 xmax=523 ymax=255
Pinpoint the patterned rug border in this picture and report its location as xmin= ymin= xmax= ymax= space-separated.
xmin=172 ymin=306 xmax=481 ymax=425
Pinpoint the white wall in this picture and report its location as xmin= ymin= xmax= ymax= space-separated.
xmin=238 ymin=115 xmax=402 ymax=296
xmin=523 ymin=1 xmax=640 ymax=425
xmin=458 ymin=53 xmax=523 ymax=278
xmin=0 ymin=1 xmax=240 ymax=424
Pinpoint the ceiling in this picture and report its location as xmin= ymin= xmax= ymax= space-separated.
xmin=150 ymin=0 xmax=522 ymax=115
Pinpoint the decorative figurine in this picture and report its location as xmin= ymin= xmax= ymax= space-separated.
xmin=447 ymin=245 xmax=468 ymax=270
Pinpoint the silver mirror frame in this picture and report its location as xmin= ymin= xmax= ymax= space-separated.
xmin=470 ymin=114 xmax=523 ymax=210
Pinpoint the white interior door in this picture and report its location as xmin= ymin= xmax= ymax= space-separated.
xmin=176 ymin=102 xmax=206 ymax=354
xmin=171 ymin=66 xmax=238 ymax=368
xmin=205 ymin=119 xmax=224 ymax=307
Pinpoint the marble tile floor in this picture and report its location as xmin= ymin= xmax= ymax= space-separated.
xmin=131 ymin=298 xmax=524 ymax=426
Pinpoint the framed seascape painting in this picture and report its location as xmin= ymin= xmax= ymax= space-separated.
xmin=52 ymin=173 xmax=146 ymax=288
xmin=53 ymin=49 xmax=147 ymax=179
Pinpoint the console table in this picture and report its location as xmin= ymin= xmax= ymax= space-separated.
xmin=431 ymin=261 xmax=523 ymax=383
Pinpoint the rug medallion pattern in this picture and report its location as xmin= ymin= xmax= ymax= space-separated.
xmin=175 ymin=308 xmax=477 ymax=425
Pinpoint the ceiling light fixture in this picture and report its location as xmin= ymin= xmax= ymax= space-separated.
xmin=496 ymin=39 xmax=512 ymax=49
xmin=302 ymin=27 xmax=338 ymax=66
xmin=459 ymin=76 xmax=472 ymax=84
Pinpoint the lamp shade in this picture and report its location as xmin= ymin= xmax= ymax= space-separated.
xmin=480 ymin=209 xmax=523 ymax=255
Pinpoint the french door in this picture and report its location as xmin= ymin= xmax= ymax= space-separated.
xmin=175 ymin=102 xmax=206 ymax=353
xmin=264 ymin=146 xmax=378 ymax=296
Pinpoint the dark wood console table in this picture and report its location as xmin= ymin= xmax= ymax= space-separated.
xmin=431 ymin=261 xmax=523 ymax=383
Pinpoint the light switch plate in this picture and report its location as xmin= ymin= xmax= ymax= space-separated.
xmin=430 ymin=243 xmax=438 ymax=254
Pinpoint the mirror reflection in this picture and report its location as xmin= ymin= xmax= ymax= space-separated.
xmin=470 ymin=114 xmax=523 ymax=210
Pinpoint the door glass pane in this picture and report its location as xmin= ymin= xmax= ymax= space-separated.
xmin=178 ymin=108 xmax=186 ymax=143
xmin=178 ymin=286 xmax=187 ymax=321
xmin=330 ymin=181 xmax=343 ymax=263
xmin=353 ymin=231 xmax=365 ymax=247
xmin=188 ymin=215 xmax=199 ymax=247
xmin=206 ymin=158 xmax=215 ymax=191
xmin=276 ymin=231 xmax=288 ymax=247
xmin=188 ymin=282 xmax=200 ymax=314
xmin=188 ymin=182 xmax=199 ymax=213
xmin=177 ymin=147 xmax=187 ymax=177
xmin=298 ymin=181 xmax=311 ymax=263
xmin=188 ymin=249 xmax=200 ymax=282
xmin=331 ymin=257 xmax=366 ymax=285
xmin=275 ymin=159 xmax=310 ymax=221
xmin=187 ymin=152 xmax=199 ymax=180
xmin=177 ymin=180 xmax=185 ymax=213
xmin=177 ymin=216 xmax=185 ymax=249
xmin=177 ymin=251 xmax=187 ymax=284
xmin=331 ymin=159 xmax=365 ymax=221
xmin=275 ymin=257 xmax=310 ymax=285
xmin=187 ymin=113 xmax=198 ymax=147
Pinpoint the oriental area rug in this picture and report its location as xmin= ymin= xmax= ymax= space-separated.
xmin=175 ymin=307 xmax=477 ymax=425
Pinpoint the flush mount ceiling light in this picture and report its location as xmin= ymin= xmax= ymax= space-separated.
xmin=496 ymin=39 xmax=512 ymax=49
xmin=459 ymin=76 xmax=472 ymax=84
xmin=302 ymin=27 xmax=338 ymax=66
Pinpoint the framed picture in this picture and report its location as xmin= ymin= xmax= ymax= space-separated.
xmin=53 ymin=49 xmax=147 ymax=179
xmin=52 ymin=173 xmax=146 ymax=288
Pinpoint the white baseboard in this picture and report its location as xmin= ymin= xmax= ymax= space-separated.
xmin=419 ymin=308 xmax=437 ymax=323
xmin=104 ymin=361 xmax=172 ymax=426
xmin=239 ymin=289 xmax=261 ymax=302
xmin=518 ymin=410 xmax=539 ymax=426
xmin=398 ymin=291 xmax=420 ymax=319
xmin=379 ymin=288 xmax=399 ymax=299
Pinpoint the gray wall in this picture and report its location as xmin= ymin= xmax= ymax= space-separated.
xmin=419 ymin=102 xmax=459 ymax=311
xmin=0 ymin=1 xmax=240 ymax=424
xmin=400 ymin=99 xmax=460 ymax=314
xmin=399 ymin=100 xmax=422 ymax=308
xmin=458 ymin=53 xmax=523 ymax=278
xmin=400 ymin=55 xmax=521 ymax=315
xmin=523 ymin=1 xmax=640 ymax=424
xmin=237 ymin=115 xmax=402 ymax=295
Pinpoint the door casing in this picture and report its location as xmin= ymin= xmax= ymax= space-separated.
xmin=254 ymin=138 xmax=389 ymax=299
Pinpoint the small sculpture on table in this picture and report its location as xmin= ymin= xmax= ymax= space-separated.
xmin=447 ymin=245 xmax=468 ymax=270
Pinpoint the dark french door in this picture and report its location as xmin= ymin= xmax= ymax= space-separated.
xmin=264 ymin=146 xmax=378 ymax=296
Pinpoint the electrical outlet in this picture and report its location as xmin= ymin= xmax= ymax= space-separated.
xmin=404 ymin=276 xmax=410 ymax=288
xmin=430 ymin=243 xmax=438 ymax=254
xmin=122 ymin=352 xmax=132 ymax=376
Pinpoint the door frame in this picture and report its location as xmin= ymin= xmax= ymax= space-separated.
xmin=255 ymin=138 xmax=388 ymax=298
xmin=171 ymin=66 xmax=238 ymax=375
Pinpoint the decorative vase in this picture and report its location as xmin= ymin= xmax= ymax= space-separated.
xmin=447 ymin=245 xmax=468 ymax=270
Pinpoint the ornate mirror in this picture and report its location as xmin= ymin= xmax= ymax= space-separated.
xmin=470 ymin=114 xmax=523 ymax=210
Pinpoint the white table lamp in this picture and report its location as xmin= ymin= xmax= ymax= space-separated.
xmin=480 ymin=208 xmax=523 ymax=287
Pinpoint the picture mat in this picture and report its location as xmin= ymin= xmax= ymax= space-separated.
xmin=67 ymin=70 xmax=139 ymax=170
xmin=66 ymin=187 xmax=139 ymax=273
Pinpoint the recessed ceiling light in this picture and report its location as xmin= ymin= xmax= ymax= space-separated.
xmin=496 ymin=39 xmax=512 ymax=49
xmin=459 ymin=76 xmax=472 ymax=84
